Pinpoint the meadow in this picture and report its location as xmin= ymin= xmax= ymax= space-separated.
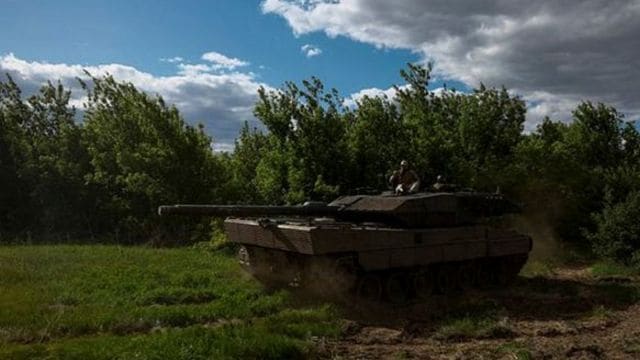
xmin=0 ymin=245 xmax=339 ymax=360
xmin=3 ymin=245 xmax=640 ymax=359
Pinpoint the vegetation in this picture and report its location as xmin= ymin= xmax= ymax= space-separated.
xmin=1 ymin=64 xmax=640 ymax=267
xmin=0 ymin=245 xmax=339 ymax=359
xmin=495 ymin=342 xmax=533 ymax=360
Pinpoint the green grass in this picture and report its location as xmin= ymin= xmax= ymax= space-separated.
xmin=432 ymin=301 xmax=514 ymax=341
xmin=433 ymin=316 xmax=513 ymax=341
xmin=520 ymin=260 xmax=557 ymax=278
xmin=0 ymin=245 xmax=339 ymax=359
xmin=591 ymin=261 xmax=640 ymax=278
xmin=624 ymin=339 xmax=640 ymax=355
xmin=495 ymin=342 xmax=532 ymax=360
xmin=586 ymin=305 xmax=618 ymax=321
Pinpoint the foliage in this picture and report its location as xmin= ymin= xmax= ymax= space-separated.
xmin=251 ymin=77 xmax=350 ymax=203
xmin=1 ymin=64 xmax=639 ymax=256
xmin=0 ymin=76 xmax=89 ymax=239
xmin=587 ymin=191 xmax=640 ymax=266
xmin=81 ymin=75 xmax=223 ymax=244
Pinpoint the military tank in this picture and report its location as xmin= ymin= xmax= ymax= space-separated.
xmin=159 ymin=191 xmax=531 ymax=303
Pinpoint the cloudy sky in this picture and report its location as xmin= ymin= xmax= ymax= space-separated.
xmin=1 ymin=0 xmax=638 ymax=149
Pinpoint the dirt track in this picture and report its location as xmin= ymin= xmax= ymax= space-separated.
xmin=317 ymin=266 xmax=640 ymax=359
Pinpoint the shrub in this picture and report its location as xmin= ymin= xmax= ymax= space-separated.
xmin=587 ymin=191 xmax=640 ymax=266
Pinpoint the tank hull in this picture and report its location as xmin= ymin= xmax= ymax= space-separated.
xmin=225 ymin=218 xmax=531 ymax=271
xmin=225 ymin=218 xmax=531 ymax=303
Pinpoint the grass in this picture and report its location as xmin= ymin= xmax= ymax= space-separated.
xmin=0 ymin=245 xmax=339 ymax=359
xmin=520 ymin=259 xmax=558 ymax=278
xmin=433 ymin=315 xmax=513 ymax=341
xmin=590 ymin=261 xmax=640 ymax=278
xmin=432 ymin=301 xmax=514 ymax=341
xmin=624 ymin=339 xmax=640 ymax=355
xmin=586 ymin=305 xmax=618 ymax=321
xmin=495 ymin=342 xmax=532 ymax=360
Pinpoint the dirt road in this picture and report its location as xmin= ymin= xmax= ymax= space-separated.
xmin=319 ymin=266 xmax=640 ymax=359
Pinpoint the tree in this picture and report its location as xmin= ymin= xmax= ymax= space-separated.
xmin=345 ymin=95 xmax=405 ymax=190
xmin=588 ymin=191 xmax=640 ymax=266
xmin=0 ymin=75 xmax=30 ymax=234
xmin=82 ymin=75 xmax=221 ymax=243
xmin=252 ymin=77 xmax=350 ymax=203
xmin=0 ymin=76 xmax=89 ymax=239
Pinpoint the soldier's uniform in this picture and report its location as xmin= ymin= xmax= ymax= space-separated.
xmin=389 ymin=161 xmax=420 ymax=194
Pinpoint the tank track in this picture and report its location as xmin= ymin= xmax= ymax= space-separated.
xmin=238 ymin=245 xmax=528 ymax=304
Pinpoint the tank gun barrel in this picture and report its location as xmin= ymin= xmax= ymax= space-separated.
xmin=158 ymin=192 xmax=523 ymax=227
xmin=158 ymin=204 xmax=340 ymax=218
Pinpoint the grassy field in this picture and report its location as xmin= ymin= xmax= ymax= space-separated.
xmin=3 ymin=246 xmax=640 ymax=359
xmin=0 ymin=245 xmax=339 ymax=360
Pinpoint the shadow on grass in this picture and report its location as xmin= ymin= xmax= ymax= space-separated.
xmin=499 ymin=276 xmax=639 ymax=320
xmin=296 ymin=274 xmax=640 ymax=341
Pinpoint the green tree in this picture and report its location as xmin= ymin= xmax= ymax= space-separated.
xmin=0 ymin=76 xmax=89 ymax=239
xmin=0 ymin=75 xmax=30 ymax=234
xmin=82 ymin=75 xmax=221 ymax=243
xmin=345 ymin=95 xmax=405 ymax=190
xmin=588 ymin=191 xmax=640 ymax=266
xmin=252 ymin=77 xmax=349 ymax=203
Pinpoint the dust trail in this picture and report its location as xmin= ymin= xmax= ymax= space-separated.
xmin=510 ymin=190 xmax=566 ymax=262
xmin=513 ymin=214 xmax=561 ymax=261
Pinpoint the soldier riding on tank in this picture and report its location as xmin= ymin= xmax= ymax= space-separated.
xmin=389 ymin=160 xmax=420 ymax=195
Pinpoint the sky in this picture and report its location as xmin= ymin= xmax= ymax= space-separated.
xmin=1 ymin=0 xmax=639 ymax=150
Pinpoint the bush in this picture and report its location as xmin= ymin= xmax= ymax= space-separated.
xmin=587 ymin=191 xmax=640 ymax=266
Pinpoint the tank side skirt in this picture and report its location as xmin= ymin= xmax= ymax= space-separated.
xmin=226 ymin=219 xmax=531 ymax=272
xmin=226 ymin=219 xmax=489 ymax=255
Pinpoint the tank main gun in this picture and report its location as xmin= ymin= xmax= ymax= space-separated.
xmin=158 ymin=192 xmax=521 ymax=228
xmin=158 ymin=203 xmax=339 ymax=217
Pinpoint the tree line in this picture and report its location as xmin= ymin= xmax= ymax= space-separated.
xmin=1 ymin=65 xmax=639 ymax=266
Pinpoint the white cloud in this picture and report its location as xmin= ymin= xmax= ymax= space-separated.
xmin=160 ymin=56 xmax=184 ymax=63
xmin=344 ymin=85 xmax=447 ymax=108
xmin=301 ymin=44 xmax=322 ymax=57
xmin=177 ymin=63 xmax=214 ymax=76
xmin=262 ymin=0 xmax=640 ymax=126
xmin=0 ymin=53 xmax=267 ymax=149
xmin=343 ymin=86 xmax=398 ymax=108
xmin=201 ymin=51 xmax=249 ymax=70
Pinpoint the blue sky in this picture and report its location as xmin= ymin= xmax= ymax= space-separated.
xmin=0 ymin=0 xmax=434 ymax=95
xmin=1 ymin=0 xmax=638 ymax=148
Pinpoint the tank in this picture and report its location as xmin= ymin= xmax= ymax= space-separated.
xmin=159 ymin=191 xmax=531 ymax=303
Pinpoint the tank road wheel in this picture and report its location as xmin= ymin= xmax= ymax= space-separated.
xmin=384 ymin=273 xmax=410 ymax=305
xmin=474 ymin=260 xmax=493 ymax=289
xmin=494 ymin=259 xmax=513 ymax=286
xmin=302 ymin=256 xmax=357 ymax=295
xmin=237 ymin=246 xmax=274 ymax=287
xmin=237 ymin=245 xmax=252 ymax=268
xmin=412 ymin=269 xmax=435 ymax=300
xmin=331 ymin=257 xmax=359 ymax=293
xmin=457 ymin=262 xmax=475 ymax=291
xmin=495 ymin=256 xmax=528 ymax=286
xmin=356 ymin=274 xmax=382 ymax=302
xmin=435 ymin=264 xmax=458 ymax=295
xmin=237 ymin=246 xmax=294 ymax=290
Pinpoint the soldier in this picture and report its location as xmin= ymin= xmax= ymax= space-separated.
xmin=389 ymin=160 xmax=421 ymax=194
xmin=432 ymin=175 xmax=446 ymax=191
